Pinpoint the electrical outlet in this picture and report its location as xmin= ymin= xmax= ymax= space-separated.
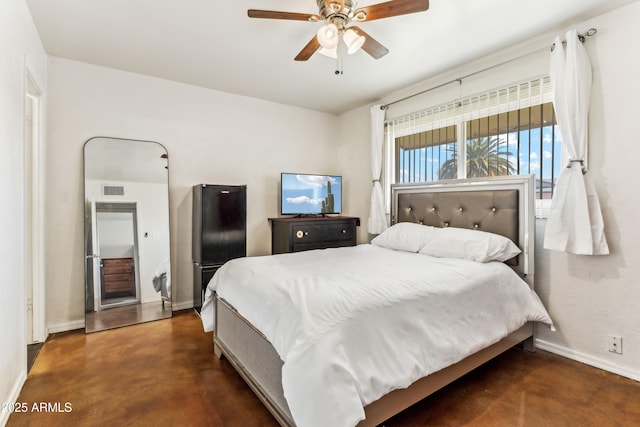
xmin=608 ymin=334 xmax=622 ymax=354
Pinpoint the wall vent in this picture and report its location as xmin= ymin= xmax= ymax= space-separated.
xmin=102 ymin=185 xmax=125 ymax=196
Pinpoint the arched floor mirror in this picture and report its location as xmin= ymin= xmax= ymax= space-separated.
xmin=83 ymin=137 xmax=171 ymax=333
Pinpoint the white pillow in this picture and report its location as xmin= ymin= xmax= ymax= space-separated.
xmin=418 ymin=227 xmax=521 ymax=262
xmin=371 ymin=222 xmax=438 ymax=253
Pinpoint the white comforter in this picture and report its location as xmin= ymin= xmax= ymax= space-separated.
xmin=201 ymin=244 xmax=552 ymax=427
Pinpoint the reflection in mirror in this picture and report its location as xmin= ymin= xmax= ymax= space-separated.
xmin=84 ymin=137 xmax=171 ymax=333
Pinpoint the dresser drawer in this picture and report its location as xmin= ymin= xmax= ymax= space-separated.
xmin=324 ymin=221 xmax=356 ymax=242
xmin=291 ymin=224 xmax=327 ymax=244
xmin=292 ymin=221 xmax=355 ymax=243
xmin=102 ymin=264 xmax=133 ymax=275
xmin=102 ymin=258 xmax=134 ymax=274
xmin=103 ymin=272 xmax=133 ymax=282
xmin=103 ymin=258 xmax=133 ymax=266
xmin=104 ymin=279 xmax=135 ymax=293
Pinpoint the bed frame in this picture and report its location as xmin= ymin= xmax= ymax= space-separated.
xmin=213 ymin=175 xmax=536 ymax=427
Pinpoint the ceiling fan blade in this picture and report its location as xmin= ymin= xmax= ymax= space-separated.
xmin=248 ymin=9 xmax=320 ymax=21
xmin=353 ymin=0 xmax=429 ymax=22
xmin=295 ymin=36 xmax=321 ymax=61
xmin=351 ymin=27 xmax=389 ymax=59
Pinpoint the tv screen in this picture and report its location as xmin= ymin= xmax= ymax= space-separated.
xmin=280 ymin=173 xmax=342 ymax=216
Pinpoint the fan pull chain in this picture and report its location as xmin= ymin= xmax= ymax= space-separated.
xmin=335 ymin=39 xmax=345 ymax=75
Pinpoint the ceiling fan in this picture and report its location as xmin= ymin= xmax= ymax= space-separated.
xmin=248 ymin=0 xmax=430 ymax=62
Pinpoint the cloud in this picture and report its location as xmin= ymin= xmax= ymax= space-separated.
xmin=529 ymin=161 xmax=540 ymax=172
xmin=286 ymin=196 xmax=321 ymax=205
xmin=296 ymin=174 xmax=336 ymax=187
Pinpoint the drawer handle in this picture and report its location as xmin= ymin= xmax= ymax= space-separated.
xmin=342 ymin=229 xmax=347 ymax=234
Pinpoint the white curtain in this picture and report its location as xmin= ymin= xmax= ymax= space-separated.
xmin=367 ymin=105 xmax=388 ymax=234
xmin=543 ymin=30 xmax=609 ymax=255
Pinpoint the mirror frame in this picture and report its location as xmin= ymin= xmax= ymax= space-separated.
xmin=83 ymin=136 xmax=172 ymax=333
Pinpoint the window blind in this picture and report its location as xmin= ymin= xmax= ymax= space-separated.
xmin=387 ymin=77 xmax=553 ymax=136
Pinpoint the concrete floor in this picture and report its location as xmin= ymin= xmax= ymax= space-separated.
xmin=9 ymin=311 xmax=640 ymax=427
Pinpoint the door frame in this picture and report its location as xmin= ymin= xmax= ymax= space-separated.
xmin=93 ymin=202 xmax=142 ymax=309
xmin=24 ymin=67 xmax=45 ymax=344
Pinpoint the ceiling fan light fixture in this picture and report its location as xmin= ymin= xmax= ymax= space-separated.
xmin=317 ymin=23 xmax=339 ymax=49
xmin=318 ymin=46 xmax=338 ymax=59
xmin=248 ymin=0 xmax=427 ymax=62
xmin=343 ymin=28 xmax=365 ymax=54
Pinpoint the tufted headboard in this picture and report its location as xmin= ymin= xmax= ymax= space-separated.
xmin=396 ymin=189 xmax=519 ymax=244
xmin=391 ymin=176 xmax=536 ymax=284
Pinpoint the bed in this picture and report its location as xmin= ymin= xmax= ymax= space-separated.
xmin=201 ymin=175 xmax=553 ymax=427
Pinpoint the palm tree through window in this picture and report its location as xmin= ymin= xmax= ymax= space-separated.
xmin=394 ymin=101 xmax=561 ymax=201
xmin=440 ymin=136 xmax=516 ymax=179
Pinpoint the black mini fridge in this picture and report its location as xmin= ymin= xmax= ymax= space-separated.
xmin=192 ymin=184 xmax=246 ymax=310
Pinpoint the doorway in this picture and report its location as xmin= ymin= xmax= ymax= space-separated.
xmin=93 ymin=202 xmax=141 ymax=310
xmin=24 ymin=70 xmax=45 ymax=349
xmin=25 ymin=69 xmax=45 ymax=371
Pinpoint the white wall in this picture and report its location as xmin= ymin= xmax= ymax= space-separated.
xmin=336 ymin=105 xmax=374 ymax=244
xmin=533 ymin=2 xmax=640 ymax=380
xmin=45 ymin=57 xmax=340 ymax=330
xmin=0 ymin=0 xmax=48 ymax=423
xmin=338 ymin=3 xmax=640 ymax=381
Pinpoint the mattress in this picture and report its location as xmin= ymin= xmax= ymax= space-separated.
xmin=201 ymin=244 xmax=552 ymax=427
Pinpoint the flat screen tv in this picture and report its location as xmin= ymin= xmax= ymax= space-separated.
xmin=280 ymin=173 xmax=342 ymax=216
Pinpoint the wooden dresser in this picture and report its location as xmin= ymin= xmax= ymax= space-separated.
xmin=101 ymin=257 xmax=135 ymax=299
xmin=269 ymin=216 xmax=359 ymax=254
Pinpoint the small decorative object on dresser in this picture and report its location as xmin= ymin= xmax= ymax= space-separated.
xmin=269 ymin=216 xmax=360 ymax=254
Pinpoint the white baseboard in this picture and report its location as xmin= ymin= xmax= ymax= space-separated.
xmin=1 ymin=371 xmax=27 ymax=427
xmin=172 ymin=300 xmax=194 ymax=311
xmin=47 ymin=319 xmax=85 ymax=334
xmin=535 ymin=338 xmax=640 ymax=382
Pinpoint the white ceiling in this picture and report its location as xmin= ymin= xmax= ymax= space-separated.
xmin=26 ymin=0 xmax=637 ymax=115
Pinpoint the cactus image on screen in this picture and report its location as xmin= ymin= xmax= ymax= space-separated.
xmin=321 ymin=180 xmax=334 ymax=213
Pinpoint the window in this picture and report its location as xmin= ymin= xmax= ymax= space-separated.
xmin=387 ymin=77 xmax=561 ymax=216
xmin=395 ymin=125 xmax=457 ymax=183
